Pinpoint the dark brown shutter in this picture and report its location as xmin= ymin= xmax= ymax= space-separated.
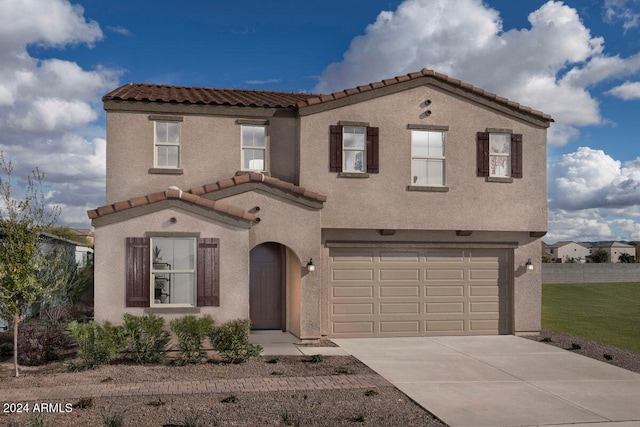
xmin=511 ymin=133 xmax=523 ymax=178
xmin=329 ymin=125 xmax=343 ymax=172
xmin=366 ymin=126 xmax=379 ymax=173
xmin=197 ymin=238 xmax=220 ymax=307
xmin=126 ymin=237 xmax=150 ymax=307
xmin=477 ymin=132 xmax=490 ymax=177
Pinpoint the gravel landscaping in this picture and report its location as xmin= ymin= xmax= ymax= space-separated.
xmin=1 ymin=331 xmax=638 ymax=427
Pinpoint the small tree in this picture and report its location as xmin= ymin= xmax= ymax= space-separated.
xmin=0 ymin=153 xmax=60 ymax=377
xmin=618 ymin=253 xmax=635 ymax=263
xmin=590 ymin=248 xmax=609 ymax=263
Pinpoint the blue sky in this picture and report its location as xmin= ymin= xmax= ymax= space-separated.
xmin=1 ymin=0 xmax=640 ymax=242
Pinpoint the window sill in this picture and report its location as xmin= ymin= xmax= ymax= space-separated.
xmin=486 ymin=177 xmax=514 ymax=183
xmin=149 ymin=168 xmax=184 ymax=175
xmin=338 ymin=172 xmax=369 ymax=179
xmin=406 ymin=185 xmax=449 ymax=192
xmin=145 ymin=307 xmax=200 ymax=315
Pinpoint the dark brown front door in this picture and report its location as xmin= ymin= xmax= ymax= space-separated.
xmin=250 ymin=243 xmax=284 ymax=330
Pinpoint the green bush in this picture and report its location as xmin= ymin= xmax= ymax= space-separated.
xmin=209 ymin=319 xmax=262 ymax=364
xmin=169 ymin=316 xmax=213 ymax=364
xmin=121 ymin=313 xmax=170 ymax=364
xmin=67 ymin=321 xmax=122 ymax=369
xmin=18 ymin=320 xmax=73 ymax=365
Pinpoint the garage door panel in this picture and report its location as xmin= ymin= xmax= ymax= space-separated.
xmin=379 ymin=268 xmax=420 ymax=281
xmin=380 ymin=286 xmax=419 ymax=297
xmin=332 ymin=303 xmax=374 ymax=315
xmin=426 ymin=302 xmax=464 ymax=313
xmin=329 ymin=248 xmax=511 ymax=337
xmin=332 ymin=286 xmax=373 ymax=298
xmin=380 ymin=303 xmax=420 ymax=314
xmin=426 ymin=269 xmax=464 ymax=280
xmin=332 ymin=322 xmax=374 ymax=334
xmin=332 ymin=269 xmax=374 ymax=281
xmin=426 ymin=285 xmax=464 ymax=297
xmin=426 ymin=320 xmax=465 ymax=332
xmin=380 ymin=321 xmax=420 ymax=333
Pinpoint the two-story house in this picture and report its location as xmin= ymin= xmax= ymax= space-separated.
xmin=88 ymin=68 xmax=552 ymax=341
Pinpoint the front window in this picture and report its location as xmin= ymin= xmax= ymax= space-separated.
xmin=411 ymin=130 xmax=445 ymax=186
xmin=155 ymin=121 xmax=181 ymax=168
xmin=242 ymin=125 xmax=266 ymax=171
xmin=343 ymin=126 xmax=366 ymax=173
xmin=151 ymin=237 xmax=196 ymax=306
xmin=489 ymin=133 xmax=510 ymax=177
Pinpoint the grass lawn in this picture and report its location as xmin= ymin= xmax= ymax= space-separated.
xmin=542 ymin=282 xmax=640 ymax=353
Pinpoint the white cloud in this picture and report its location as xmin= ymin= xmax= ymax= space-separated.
xmin=606 ymin=81 xmax=640 ymax=99
xmin=0 ymin=0 xmax=119 ymax=227
xmin=604 ymin=0 xmax=640 ymax=32
xmin=549 ymin=147 xmax=640 ymax=211
xmin=315 ymin=0 xmax=640 ymax=147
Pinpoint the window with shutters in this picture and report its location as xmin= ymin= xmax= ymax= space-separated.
xmin=329 ymin=123 xmax=379 ymax=176
xmin=126 ymin=237 xmax=219 ymax=308
xmin=151 ymin=237 xmax=196 ymax=307
xmin=477 ymin=130 xmax=522 ymax=181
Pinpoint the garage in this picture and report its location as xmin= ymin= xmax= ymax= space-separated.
xmin=328 ymin=247 xmax=512 ymax=337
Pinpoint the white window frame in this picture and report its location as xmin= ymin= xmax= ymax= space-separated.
xmin=410 ymin=130 xmax=446 ymax=186
xmin=342 ymin=126 xmax=367 ymax=173
xmin=154 ymin=121 xmax=181 ymax=169
xmin=150 ymin=237 xmax=196 ymax=307
xmin=241 ymin=125 xmax=267 ymax=172
xmin=489 ymin=133 xmax=511 ymax=178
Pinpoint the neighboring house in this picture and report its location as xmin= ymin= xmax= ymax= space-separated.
xmin=546 ymin=241 xmax=590 ymax=263
xmin=88 ymin=68 xmax=552 ymax=340
xmin=593 ymin=242 xmax=636 ymax=263
xmin=70 ymin=228 xmax=95 ymax=247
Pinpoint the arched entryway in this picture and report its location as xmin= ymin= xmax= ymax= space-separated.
xmin=249 ymin=242 xmax=286 ymax=330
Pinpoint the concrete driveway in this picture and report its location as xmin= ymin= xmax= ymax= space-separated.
xmin=332 ymin=335 xmax=640 ymax=427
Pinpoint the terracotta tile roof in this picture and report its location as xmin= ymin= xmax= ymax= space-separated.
xmin=187 ymin=172 xmax=328 ymax=203
xmin=103 ymin=68 xmax=552 ymax=122
xmin=87 ymin=173 xmax=326 ymax=223
xmin=87 ymin=186 xmax=257 ymax=222
xmin=297 ymin=68 xmax=553 ymax=121
xmin=103 ymin=84 xmax=318 ymax=109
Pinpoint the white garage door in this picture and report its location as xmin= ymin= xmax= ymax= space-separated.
xmin=329 ymin=248 xmax=511 ymax=337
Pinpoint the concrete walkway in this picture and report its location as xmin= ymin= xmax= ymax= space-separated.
xmin=333 ymin=335 xmax=640 ymax=427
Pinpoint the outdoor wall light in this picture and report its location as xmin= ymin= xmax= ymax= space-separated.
xmin=526 ymin=258 xmax=534 ymax=271
xmin=306 ymin=258 xmax=315 ymax=272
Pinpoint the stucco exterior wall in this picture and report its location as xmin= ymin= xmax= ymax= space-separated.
xmin=105 ymin=110 xmax=298 ymax=204
xmin=220 ymin=191 xmax=323 ymax=339
xmin=94 ymin=207 xmax=250 ymax=325
xmin=299 ymin=84 xmax=548 ymax=232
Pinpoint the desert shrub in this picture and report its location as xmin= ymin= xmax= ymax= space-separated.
xmin=18 ymin=320 xmax=73 ymax=365
xmin=121 ymin=313 xmax=170 ymax=364
xmin=67 ymin=321 xmax=122 ymax=369
xmin=169 ymin=315 xmax=213 ymax=364
xmin=209 ymin=319 xmax=262 ymax=364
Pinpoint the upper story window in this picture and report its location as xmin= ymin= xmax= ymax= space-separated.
xmin=411 ymin=130 xmax=445 ymax=186
xmin=241 ymin=125 xmax=267 ymax=171
xmin=342 ymin=126 xmax=367 ymax=173
xmin=154 ymin=121 xmax=181 ymax=168
xmin=489 ymin=133 xmax=510 ymax=178
xmin=329 ymin=123 xmax=379 ymax=175
xmin=477 ymin=130 xmax=523 ymax=181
